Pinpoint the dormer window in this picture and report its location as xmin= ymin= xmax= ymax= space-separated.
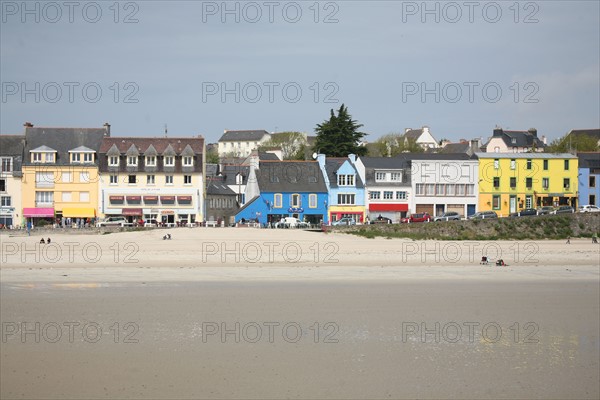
xmin=31 ymin=147 xmax=56 ymax=163
xmin=146 ymin=156 xmax=156 ymax=166
xmin=511 ymin=137 xmax=517 ymax=144
xmin=69 ymin=146 xmax=95 ymax=164
xmin=72 ymin=153 xmax=81 ymax=163
xmin=108 ymin=156 xmax=119 ymax=166
xmin=84 ymin=153 xmax=93 ymax=163
xmin=164 ymin=156 xmax=175 ymax=167
xmin=183 ymin=156 xmax=193 ymax=166
xmin=127 ymin=156 xmax=138 ymax=166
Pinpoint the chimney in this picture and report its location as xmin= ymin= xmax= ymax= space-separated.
xmin=541 ymin=135 xmax=547 ymax=145
xmin=405 ymin=128 xmax=411 ymax=133
xmin=493 ymin=128 xmax=503 ymax=137
xmin=23 ymin=122 xmax=34 ymax=127
xmin=103 ymin=122 xmax=111 ymax=136
xmin=528 ymin=128 xmax=537 ymax=137
xmin=422 ymin=126 xmax=429 ymax=134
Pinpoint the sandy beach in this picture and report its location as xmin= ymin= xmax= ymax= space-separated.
xmin=1 ymin=228 xmax=599 ymax=399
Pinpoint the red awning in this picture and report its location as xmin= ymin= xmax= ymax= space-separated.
xmin=109 ymin=195 xmax=124 ymax=202
xmin=160 ymin=196 xmax=175 ymax=202
xmin=122 ymin=208 xmax=143 ymax=216
xmin=177 ymin=196 xmax=192 ymax=202
xmin=23 ymin=207 xmax=54 ymax=217
xmin=369 ymin=203 xmax=408 ymax=212
xmin=126 ymin=196 xmax=141 ymax=202
xmin=143 ymin=196 xmax=158 ymax=202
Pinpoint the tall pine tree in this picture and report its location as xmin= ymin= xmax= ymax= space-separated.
xmin=313 ymin=104 xmax=367 ymax=157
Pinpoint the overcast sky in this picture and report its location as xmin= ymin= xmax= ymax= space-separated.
xmin=1 ymin=1 xmax=599 ymax=144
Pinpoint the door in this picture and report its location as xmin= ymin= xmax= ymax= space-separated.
xmin=509 ymin=195 xmax=517 ymax=213
xmin=467 ymin=204 xmax=476 ymax=217
xmin=435 ymin=204 xmax=445 ymax=216
xmin=415 ymin=204 xmax=434 ymax=215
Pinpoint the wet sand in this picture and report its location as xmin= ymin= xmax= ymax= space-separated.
xmin=1 ymin=228 xmax=599 ymax=399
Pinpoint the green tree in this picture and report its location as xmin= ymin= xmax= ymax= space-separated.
xmin=546 ymin=134 xmax=599 ymax=153
xmin=258 ymin=131 xmax=307 ymax=160
xmin=373 ymin=132 xmax=424 ymax=156
xmin=313 ymin=104 xmax=367 ymax=157
xmin=206 ymin=146 xmax=219 ymax=164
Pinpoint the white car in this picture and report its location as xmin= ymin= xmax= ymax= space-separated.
xmin=274 ymin=217 xmax=308 ymax=228
xmin=96 ymin=217 xmax=130 ymax=227
xmin=578 ymin=205 xmax=600 ymax=213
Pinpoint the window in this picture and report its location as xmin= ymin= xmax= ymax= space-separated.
xmin=446 ymin=184 xmax=455 ymax=196
xmin=510 ymin=177 xmax=516 ymax=189
xmin=291 ymin=194 xmax=300 ymax=207
xmin=235 ymin=174 xmax=243 ymax=185
xmin=466 ymin=184 xmax=475 ymax=196
xmin=164 ymin=156 xmax=174 ymax=166
xmin=526 ymin=177 xmax=533 ymax=189
xmin=109 ymin=156 xmax=119 ymax=166
xmin=563 ymin=178 xmax=570 ymax=189
xmin=564 ymin=160 xmax=569 ymax=170
xmin=383 ymin=191 xmax=393 ymax=199
xmin=35 ymin=172 xmax=54 ymax=188
xmin=526 ymin=159 xmax=532 ymax=170
xmin=184 ymin=175 xmax=192 ymax=184
xmin=309 ymin=194 xmax=317 ymax=208
xmin=390 ymin=172 xmax=402 ymax=181
xmin=183 ymin=156 xmax=193 ymax=166
xmin=62 ymin=192 xmax=72 ymax=202
xmin=337 ymin=174 xmax=354 ymax=186
xmin=80 ymin=192 xmax=90 ymax=202
xmin=35 ymin=191 xmax=54 ymax=205
xmin=493 ymin=177 xmax=500 ymax=188
xmin=543 ymin=160 xmax=548 ymax=170
xmin=147 ymin=175 xmax=155 ymax=185
xmin=83 ymin=153 xmax=93 ymax=163
xmin=110 ymin=174 xmax=118 ymax=184
xmin=0 ymin=157 xmax=12 ymax=173
xmin=525 ymin=195 xmax=533 ymax=209
xmin=127 ymin=156 xmax=137 ymax=166
xmin=510 ymin=159 xmax=516 ymax=170
xmin=590 ymin=176 xmax=596 ymax=188
xmin=492 ymin=195 xmax=500 ymax=210
xmin=455 ymin=184 xmax=465 ymax=196
xmin=0 ymin=196 xmax=11 ymax=207
xmin=416 ymin=184 xmax=425 ymax=196
xmin=165 ymin=175 xmax=173 ymax=185
xmin=79 ymin=171 xmax=90 ymax=183
xmin=338 ymin=194 xmax=355 ymax=205
xmin=32 ymin=153 xmax=42 ymax=163
xmin=375 ymin=172 xmax=386 ymax=181
xmin=494 ymin=159 xmax=499 ymax=169
xmin=273 ymin=194 xmax=282 ymax=208
xmin=542 ymin=178 xmax=549 ymax=190
xmin=425 ymin=184 xmax=435 ymax=196
xmin=61 ymin=171 xmax=72 ymax=183
xmin=0 ymin=179 xmax=5 ymax=192
xmin=71 ymin=153 xmax=81 ymax=163
xmin=128 ymin=175 xmax=136 ymax=184
xmin=369 ymin=191 xmax=381 ymax=200
xmin=145 ymin=156 xmax=156 ymax=166
xmin=396 ymin=191 xmax=407 ymax=200
xmin=435 ymin=185 xmax=444 ymax=196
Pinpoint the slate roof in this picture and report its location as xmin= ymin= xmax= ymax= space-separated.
xmin=324 ymin=158 xmax=364 ymax=189
xmin=476 ymin=153 xmax=576 ymax=159
xmin=100 ymin=137 xmax=204 ymax=154
xmin=404 ymin=129 xmax=423 ymax=141
xmin=256 ymin=161 xmax=327 ymax=193
xmin=23 ymin=127 xmax=105 ymax=166
xmin=219 ymin=130 xmax=270 ymax=142
xmin=220 ymin=164 xmax=250 ymax=185
xmin=578 ymin=152 xmax=600 ymax=169
xmin=489 ymin=128 xmax=546 ymax=149
xmin=0 ymin=135 xmax=25 ymax=173
xmin=403 ymin=153 xmax=475 ymax=161
xmin=258 ymin=152 xmax=280 ymax=161
xmin=206 ymin=179 xmax=237 ymax=195
xmin=437 ymin=143 xmax=470 ymax=154
xmin=567 ymin=129 xmax=600 ymax=140
xmin=360 ymin=156 xmax=410 ymax=169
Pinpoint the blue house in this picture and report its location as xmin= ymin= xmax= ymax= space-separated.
xmin=317 ymin=154 xmax=366 ymax=223
xmin=236 ymin=161 xmax=329 ymax=225
xmin=578 ymin=153 xmax=600 ymax=207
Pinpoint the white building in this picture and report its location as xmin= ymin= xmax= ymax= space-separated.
xmin=0 ymin=135 xmax=24 ymax=228
xmin=404 ymin=126 xmax=439 ymax=150
xmin=217 ymin=130 xmax=271 ymax=158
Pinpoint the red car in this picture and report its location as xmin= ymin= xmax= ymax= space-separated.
xmin=400 ymin=212 xmax=431 ymax=223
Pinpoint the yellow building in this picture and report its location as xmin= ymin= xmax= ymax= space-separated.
xmin=21 ymin=124 xmax=106 ymax=226
xmin=477 ymin=153 xmax=579 ymax=216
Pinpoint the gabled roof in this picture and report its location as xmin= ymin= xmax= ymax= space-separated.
xmin=69 ymin=145 xmax=95 ymax=153
xmin=143 ymin=144 xmax=158 ymax=156
xmin=324 ymin=158 xmax=364 ymax=189
xmin=206 ymin=179 xmax=237 ymax=195
xmin=0 ymin=135 xmax=25 ymax=172
xmin=220 ymin=165 xmax=250 ymax=185
xmin=126 ymin=144 xmax=139 ymax=156
xmin=404 ymin=129 xmax=423 ymax=140
xmin=23 ymin=127 xmax=105 ymax=166
xmin=488 ymin=128 xmax=546 ymax=149
xmin=31 ymin=145 xmax=57 ymax=152
xmin=256 ymin=161 xmax=327 ymax=193
xmin=100 ymin=137 xmax=204 ymax=155
xmin=219 ymin=130 xmax=270 ymax=142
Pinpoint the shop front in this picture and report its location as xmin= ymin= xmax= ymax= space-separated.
xmin=368 ymin=203 xmax=409 ymax=223
xmin=0 ymin=207 xmax=16 ymax=228
xmin=23 ymin=207 xmax=55 ymax=226
xmin=329 ymin=205 xmax=365 ymax=224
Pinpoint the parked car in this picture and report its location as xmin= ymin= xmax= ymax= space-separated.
xmin=553 ymin=206 xmax=575 ymax=214
xmin=434 ymin=211 xmax=462 ymax=222
xmin=468 ymin=211 xmax=498 ymax=220
xmin=536 ymin=206 xmax=555 ymax=215
xmin=400 ymin=213 xmax=431 ymax=223
xmin=96 ymin=216 xmax=130 ymax=227
xmin=578 ymin=205 xmax=600 ymax=213
xmin=370 ymin=215 xmax=392 ymax=224
xmin=144 ymin=219 xmax=159 ymax=227
xmin=332 ymin=217 xmax=356 ymax=226
xmin=275 ymin=217 xmax=308 ymax=228
xmin=510 ymin=208 xmax=538 ymax=217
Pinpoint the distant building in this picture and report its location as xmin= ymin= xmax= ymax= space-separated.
xmin=578 ymin=152 xmax=600 ymax=207
xmin=205 ymin=177 xmax=238 ymax=226
xmin=403 ymin=126 xmax=439 ymax=150
xmin=483 ymin=127 xmax=546 ymax=153
xmin=0 ymin=134 xmax=25 ymax=227
xmin=561 ymin=129 xmax=600 ymax=150
xmin=217 ymin=130 xmax=271 ymax=158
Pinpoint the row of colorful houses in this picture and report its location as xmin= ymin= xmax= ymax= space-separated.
xmin=234 ymin=152 xmax=594 ymax=225
xmin=1 ymin=124 xmax=599 ymax=228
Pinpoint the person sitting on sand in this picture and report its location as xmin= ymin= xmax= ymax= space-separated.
xmin=47 ymin=238 xmax=51 ymax=244
xmin=481 ymin=256 xmax=489 ymax=265
xmin=40 ymin=238 xmax=45 ymax=244
xmin=592 ymin=233 xmax=598 ymax=244
xmin=496 ymin=259 xmax=506 ymax=267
